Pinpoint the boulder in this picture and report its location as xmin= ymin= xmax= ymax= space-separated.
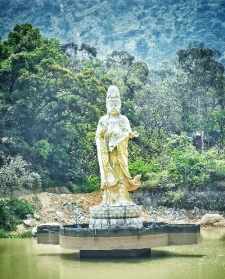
xmin=26 ymin=214 xmax=33 ymax=219
xmin=23 ymin=218 xmax=36 ymax=227
xmin=200 ymin=213 xmax=225 ymax=226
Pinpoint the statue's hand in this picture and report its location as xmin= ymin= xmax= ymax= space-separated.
xmin=129 ymin=131 xmax=139 ymax=138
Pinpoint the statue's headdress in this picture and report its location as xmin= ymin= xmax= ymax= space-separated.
xmin=106 ymin=85 xmax=120 ymax=101
xmin=106 ymin=85 xmax=121 ymax=114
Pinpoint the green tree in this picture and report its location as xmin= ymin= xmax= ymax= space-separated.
xmin=176 ymin=45 xmax=225 ymax=147
xmin=0 ymin=24 xmax=106 ymax=189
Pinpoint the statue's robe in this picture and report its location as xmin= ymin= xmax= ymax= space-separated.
xmin=96 ymin=114 xmax=141 ymax=193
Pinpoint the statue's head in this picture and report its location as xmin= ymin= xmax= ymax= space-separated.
xmin=106 ymin=85 xmax=121 ymax=116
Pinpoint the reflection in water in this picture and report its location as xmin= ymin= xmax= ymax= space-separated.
xmin=150 ymin=250 xmax=205 ymax=259
xmin=201 ymin=227 xmax=225 ymax=240
xmin=0 ymin=229 xmax=225 ymax=279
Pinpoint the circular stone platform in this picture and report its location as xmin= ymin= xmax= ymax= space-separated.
xmin=37 ymin=222 xmax=200 ymax=258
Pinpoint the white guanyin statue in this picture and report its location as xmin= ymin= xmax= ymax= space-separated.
xmin=89 ymin=85 xmax=143 ymax=229
xmin=96 ymin=85 xmax=141 ymax=205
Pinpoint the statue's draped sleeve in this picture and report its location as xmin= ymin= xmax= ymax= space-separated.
xmin=96 ymin=116 xmax=118 ymax=189
xmin=116 ymin=116 xmax=141 ymax=192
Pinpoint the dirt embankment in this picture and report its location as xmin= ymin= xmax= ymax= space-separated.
xmin=22 ymin=192 xmax=101 ymax=225
xmin=19 ymin=192 xmax=225 ymax=230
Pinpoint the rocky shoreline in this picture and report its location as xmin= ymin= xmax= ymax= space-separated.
xmin=10 ymin=192 xmax=224 ymax=237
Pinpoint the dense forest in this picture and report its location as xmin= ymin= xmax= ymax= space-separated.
xmin=0 ymin=24 xmax=225 ymax=205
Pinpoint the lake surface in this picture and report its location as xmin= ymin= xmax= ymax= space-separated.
xmin=0 ymin=228 xmax=225 ymax=279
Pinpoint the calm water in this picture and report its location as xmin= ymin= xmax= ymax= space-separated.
xmin=0 ymin=229 xmax=225 ymax=279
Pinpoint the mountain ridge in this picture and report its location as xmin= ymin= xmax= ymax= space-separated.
xmin=1 ymin=0 xmax=225 ymax=65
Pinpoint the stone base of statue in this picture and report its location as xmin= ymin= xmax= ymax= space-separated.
xmin=89 ymin=203 xmax=143 ymax=230
xmin=37 ymin=221 xmax=200 ymax=258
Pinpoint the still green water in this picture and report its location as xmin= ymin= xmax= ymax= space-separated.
xmin=0 ymin=228 xmax=225 ymax=279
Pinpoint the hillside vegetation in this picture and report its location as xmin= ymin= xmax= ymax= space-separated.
xmin=1 ymin=1 xmax=225 ymax=66
xmin=0 ymin=24 xmax=225 ymax=202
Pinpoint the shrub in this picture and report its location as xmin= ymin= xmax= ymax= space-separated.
xmin=162 ymin=190 xmax=185 ymax=208
xmin=142 ymin=170 xmax=171 ymax=190
xmin=34 ymin=139 xmax=53 ymax=160
xmin=0 ymin=156 xmax=42 ymax=198
xmin=0 ymin=199 xmax=33 ymax=232
xmin=9 ymin=230 xmax=33 ymax=239
xmin=130 ymin=135 xmax=225 ymax=192
xmin=86 ymin=175 xmax=100 ymax=192
xmin=206 ymin=149 xmax=225 ymax=180
xmin=0 ymin=228 xmax=9 ymax=238
xmin=7 ymin=199 xmax=34 ymax=220
xmin=129 ymin=159 xmax=160 ymax=180
xmin=167 ymin=147 xmax=210 ymax=188
xmin=164 ymin=135 xmax=211 ymax=189
xmin=142 ymin=173 xmax=162 ymax=190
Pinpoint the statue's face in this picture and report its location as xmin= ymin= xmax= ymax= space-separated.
xmin=106 ymin=97 xmax=121 ymax=115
